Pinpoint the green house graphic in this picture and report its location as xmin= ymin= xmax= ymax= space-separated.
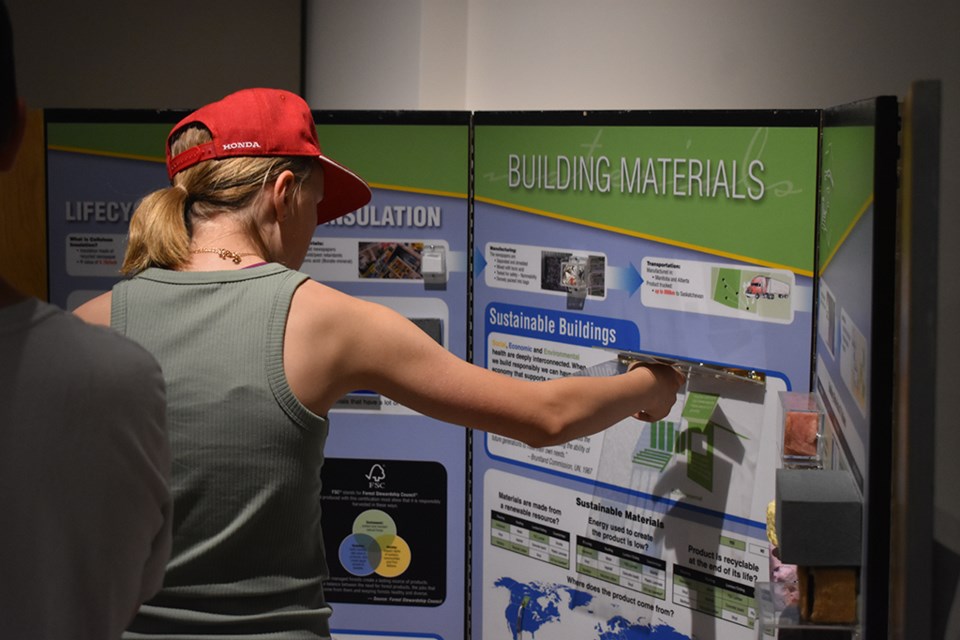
xmin=632 ymin=392 xmax=744 ymax=493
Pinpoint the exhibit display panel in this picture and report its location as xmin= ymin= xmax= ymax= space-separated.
xmin=813 ymin=97 xmax=899 ymax=640
xmin=307 ymin=112 xmax=472 ymax=640
xmin=470 ymin=111 xmax=820 ymax=640
xmin=41 ymin=100 xmax=913 ymax=640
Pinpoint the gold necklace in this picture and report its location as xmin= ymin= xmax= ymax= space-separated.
xmin=190 ymin=247 xmax=261 ymax=265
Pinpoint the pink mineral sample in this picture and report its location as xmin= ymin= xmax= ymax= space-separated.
xmin=784 ymin=410 xmax=819 ymax=457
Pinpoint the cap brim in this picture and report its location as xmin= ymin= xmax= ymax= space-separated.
xmin=316 ymin=156 xmax=372 ymax=224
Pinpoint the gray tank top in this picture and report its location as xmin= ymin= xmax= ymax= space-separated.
xmin=113 ymin=264 xmax=332 ymax=639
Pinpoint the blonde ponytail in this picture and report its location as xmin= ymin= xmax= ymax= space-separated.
xmin=121 ymin=185 xmax=192 ymax=275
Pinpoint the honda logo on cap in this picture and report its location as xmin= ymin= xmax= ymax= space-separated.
xmin=222 ymin=141 xmax=262 ymax=151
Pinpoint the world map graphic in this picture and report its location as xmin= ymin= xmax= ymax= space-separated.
xmin=494 ymin=577 xmax=690 ymax=640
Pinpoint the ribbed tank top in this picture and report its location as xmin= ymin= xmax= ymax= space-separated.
xmin=112 ymin=264 xmax=332 ymax=639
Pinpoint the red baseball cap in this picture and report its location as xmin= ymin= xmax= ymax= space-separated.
xmin=165 ymin=88 xmax=371 ymax=224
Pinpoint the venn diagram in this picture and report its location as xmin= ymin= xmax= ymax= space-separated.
xmin=338 ymin=509 xmax=412 ymax=578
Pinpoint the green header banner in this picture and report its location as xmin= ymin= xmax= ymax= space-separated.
xmin=474 ymin=124 xmax=819 ymax=275
xmin=817 ymin=125 xmax=875 ymax=273
xmin=47 ymin=122 xmax=171 ymax=163
xmin=49 ymin=118 xmax=817 ymax=272
xmin=317 ymin=124 xmax=468 ymax=197
xmin=48 ymin=121 xmax=470 ymax=199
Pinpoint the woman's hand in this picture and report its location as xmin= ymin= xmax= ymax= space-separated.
xmin=627 ymin=362 xmax=686 ymax=422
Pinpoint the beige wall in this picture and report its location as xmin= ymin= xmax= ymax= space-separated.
xmin=7 ymin=0 xmax=302 ymax=109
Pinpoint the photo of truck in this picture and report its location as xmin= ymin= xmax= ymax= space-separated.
xmin=745 ymin=275 xmax=790 ymax=300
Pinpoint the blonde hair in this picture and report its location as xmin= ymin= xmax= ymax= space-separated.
xmin=121 ymin=125 xmax=313 ymax=275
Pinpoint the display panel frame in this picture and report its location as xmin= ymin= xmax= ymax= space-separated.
xmin=813 ymin=95 xmax=899 ymax=639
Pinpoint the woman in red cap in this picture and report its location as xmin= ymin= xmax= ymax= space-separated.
xmin=76 ymin=87 xmax=684 ymax=639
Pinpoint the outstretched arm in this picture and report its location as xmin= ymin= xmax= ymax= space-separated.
xmin=285 ymin=281 xmax=685 ymax=448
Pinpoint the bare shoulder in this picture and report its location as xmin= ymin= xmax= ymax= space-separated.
xmin=283 ymin=279 xmax=385 ymax=412
xmin=285 ymin=278 xmax=425 ymax=372
xmin=286 ymin=279 xmax=368 ymax=352
xmin=289 ymin=279 xmax=388 ymax=327
xmin=73 ymin=291 xmax=113 ymax=327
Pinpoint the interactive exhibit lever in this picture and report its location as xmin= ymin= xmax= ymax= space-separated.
xmin=612 ymin=349 xmax=766 ymax=387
